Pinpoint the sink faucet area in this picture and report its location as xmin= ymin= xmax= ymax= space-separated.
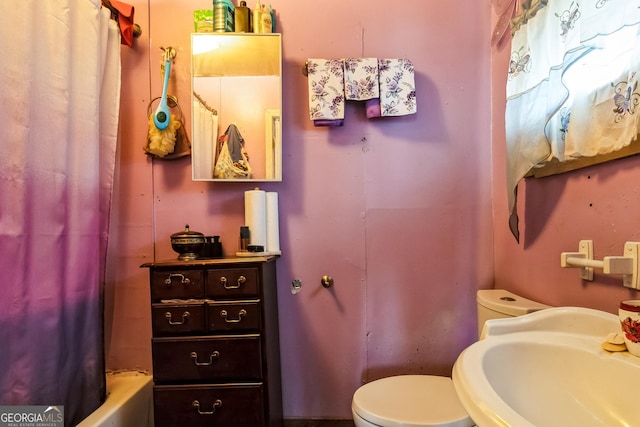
xmin=452 ymin=307 xmax=640 ymax=427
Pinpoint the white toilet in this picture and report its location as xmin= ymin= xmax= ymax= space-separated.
xmin=351 ymin=289 xmax=550 ymax=427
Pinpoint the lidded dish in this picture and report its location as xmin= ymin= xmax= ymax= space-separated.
xmin=171 ymin=224 xmax=205 ymax=260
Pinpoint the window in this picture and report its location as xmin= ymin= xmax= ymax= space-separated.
xmin=502 ymin=0 xmax=640 ymax=241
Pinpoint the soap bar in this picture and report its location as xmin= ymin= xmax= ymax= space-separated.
xmin=601 ymin=341 xmax=627 ymax=352
xmin=601 ymin=331 xmax=627 ymax=352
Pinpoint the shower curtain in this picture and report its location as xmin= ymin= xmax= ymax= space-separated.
xmin=192 ymin=98 xmax=219 ymax=179
xmin=0 ymin=1 xmax=121 ymax=425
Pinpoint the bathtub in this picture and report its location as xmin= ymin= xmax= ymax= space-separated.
xmin=77 ymin=371 xmax=154 ymax=427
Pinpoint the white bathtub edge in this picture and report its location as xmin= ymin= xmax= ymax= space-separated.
xmin=77 ymin=372 xmax=153 ymax=427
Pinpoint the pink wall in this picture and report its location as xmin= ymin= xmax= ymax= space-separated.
xmin=106 ymin=0 xmax=494 ymax=419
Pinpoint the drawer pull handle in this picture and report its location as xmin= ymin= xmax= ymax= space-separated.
xmin=164 ymin=311 xmax=190 ymax=325
xmin=220 ymin=275 xmax=246 ymax=289
xmin=192 ymin=399 xmax=222 ymax=415
xmin=164 ymin=273 xmax=191 ymax=286
xmin=220 ymin=309 xmax=247 ymax=323
xmin=190 ymin=351 xmax=220 ymax=366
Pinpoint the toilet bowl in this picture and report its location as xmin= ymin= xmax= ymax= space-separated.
xmin=352 ymin=375 xmax=472 ymax=427
xmin=351 ymin=289 xmax=550 ymax=427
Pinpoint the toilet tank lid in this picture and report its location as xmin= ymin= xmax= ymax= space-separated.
xmin=477 ymin=289 xmax=550 ymax=316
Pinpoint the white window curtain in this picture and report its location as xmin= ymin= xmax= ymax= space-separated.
xmin=505 ymin=0 xmax=640 ymax=241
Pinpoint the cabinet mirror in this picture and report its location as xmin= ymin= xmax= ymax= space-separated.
xmin=191 ymin=33 xmax=282 ymax=181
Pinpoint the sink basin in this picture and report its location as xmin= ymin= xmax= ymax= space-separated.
xmin=452 ymin=307 xmax=640 ymax=427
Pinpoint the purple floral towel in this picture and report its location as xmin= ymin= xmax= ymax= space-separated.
xmin=344 ymin=58 xmax=379 ymax=101
xmin=378 ymin=59 xmax=417 ymax=116
xmin=307 ymin=59 xmax=345 ymax=121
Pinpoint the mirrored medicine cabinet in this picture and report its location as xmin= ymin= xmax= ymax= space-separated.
xmin=191 ymin=33 xmax=282 ymax=182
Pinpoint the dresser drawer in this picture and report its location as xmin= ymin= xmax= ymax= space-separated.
xmin=151 ymin=270 xmax=205 ymax=301
xmin=152 ymin=301 xmax=206 ymax=335
xmin=207 ymin=300 xmax=262 ymax=332
xmin=152 ymin=335 xmax=262 ymax=382
xmin=153 ymin=383 xmax=264 ymax=427
xmin=206 ymin=268 xmax=259 ymax=298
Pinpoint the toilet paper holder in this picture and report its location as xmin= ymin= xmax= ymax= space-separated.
xmin=560 ymin=239 xmax=640 ymax=289
xmin=290 ymin=276 xmax=334 ymax=294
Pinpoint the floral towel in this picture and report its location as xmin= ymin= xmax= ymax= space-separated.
xmin=307 ymin=58 xmax=345 ymax=121
xmin=344 ymin=58 xmax=379 ymax=101
xmin=378 ymin=59 xmax=417 ymax=116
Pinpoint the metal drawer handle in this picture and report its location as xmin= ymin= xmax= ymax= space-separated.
xmin=220 ymin=275 xmax=246 ymax=289
xmin=164 ymin=273 xmax=191 ymax=286
xmin=220 ymin=309 xmax=247 ymax=323
xmin=164 ymin=311 xmax=190 ymax=325
xmin=192 ymin=399 xmax=222 ymax=415
xmin=190 ymin=351 xmax=220 ymax=366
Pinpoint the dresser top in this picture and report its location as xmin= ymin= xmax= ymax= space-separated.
xmin=141 ymin=255 xmax=277 ymax=268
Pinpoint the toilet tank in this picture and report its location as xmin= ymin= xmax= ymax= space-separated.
xmin=476 ymin=289 xmax=550 ymax=338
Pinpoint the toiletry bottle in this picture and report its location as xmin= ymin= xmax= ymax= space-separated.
xmin=213 ymin=0 xmax=235 ymax=32
xmin=212 ymin=235 xmax=223 ymax=257
xmin=202 ymin=236 xmax=213 ymax=258
xmin=261 ymin=4 xmax=272 ymax=33
xmin=213 ymin=0 xmax=226 ymax=32
xmin=252 ymin=0 xmax=262 ymax=33
xmin=269 ymin=4 xmax=275 ymax=32
xmin=235 ymin=1 xmax=250 ymax=33
xmin=239 ymin=226 xmax=250 ymax=252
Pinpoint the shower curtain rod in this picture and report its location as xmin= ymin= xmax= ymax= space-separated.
xmin=101 ymin=0 xmax=142 ymax=41
xmin=193 ymin=91 xmax=218 ymax=115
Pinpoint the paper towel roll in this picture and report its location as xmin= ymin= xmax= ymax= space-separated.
xmin=244 ymin=189 xmax=267 ymax=248
xmin=266 ymin=192 xmax=280 ymax=254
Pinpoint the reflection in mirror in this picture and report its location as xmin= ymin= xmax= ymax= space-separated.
xmin=191 ymin=33 xmax=282 ymax=181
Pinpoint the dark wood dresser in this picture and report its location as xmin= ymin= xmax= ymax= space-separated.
xmin=141 ymin=256 xmax=283 ymax=427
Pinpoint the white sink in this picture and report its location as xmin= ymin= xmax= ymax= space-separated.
xmin=452 ymin=307 xmax=640 ymax=427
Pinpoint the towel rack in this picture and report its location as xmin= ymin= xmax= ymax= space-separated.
xmin=560 ymin=240 xmax=640 ymax=289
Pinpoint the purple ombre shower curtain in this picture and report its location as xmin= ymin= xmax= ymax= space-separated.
xmin=0 ymin=1 xmax=121 ymax=425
